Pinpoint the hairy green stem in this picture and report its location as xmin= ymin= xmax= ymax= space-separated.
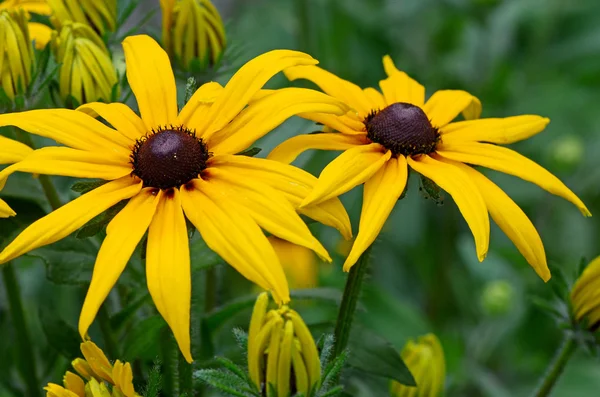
xmin=532 ymin=334 xmax=577 ymax=397
xmin=160 ymin=330 xmax=179 ymax=397
xmin=178 ymin=353 xmax=193 ymax=397
xmin=2 ymin=262 xmax=40 ymax=397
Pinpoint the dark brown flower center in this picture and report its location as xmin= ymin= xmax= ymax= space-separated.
xmin=131 ymin=126 xmax=210 ymax=189
xmin=365 ymin=102 xmax=439 ymax=156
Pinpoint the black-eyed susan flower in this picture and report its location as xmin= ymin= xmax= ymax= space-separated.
xmin=161 ymin=0 xmax=226 ymax=70
xmin=268 ymin=235 xmax=318 ymax=289
xmin=47 ymin=0 xmax=116 ymax=36
xmin=571 ymin=256 xmax=600 ymax=331
xmin=0 ymin=9 xmax=35 ymax=100
xmin=51 ymin=22 xmax=118 ymax=106
xmin=44 ymin=340 xmax=139 ymax=397
xmin=0 ymin=135 xmax=33 ymax=217
xmin=0 ymin=0 xmax=52 ymax=48
xmin=269 ymin=56 xmax=590 ymax=280
xmin=248 ymin=292 xmax=321 ymax=397
xmin=0 ymin=35 xmax=351 ymax=362
xmin=390 ymin=334 xmax=445 ymax=397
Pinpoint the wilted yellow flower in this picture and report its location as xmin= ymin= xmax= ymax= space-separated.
xmin=0 ymin=135 xmax=33 ymax=217
xmin=47 ymin=0 xmax=116 ymax=35
xmin=44 ymin=340 xmax=139 ymax=397
xmin=161 ymin=0 xmax=226 ymax=70
xmin=248 ymin=292 xmax=321 ymax=397
xmin=0 ymin=9 xmax=35 ymax=100
xmin=390 ymin=334 xmax=446 ymax=397
xmin=268 ymin=236 xmax=318 ymax=289
xmin=51 ymin=22 xmax=118 ymax=106
xmin=571 ymin=256 xmax=600 ymax=331
xmin=0 ymin=0 xmax=52 ymax=48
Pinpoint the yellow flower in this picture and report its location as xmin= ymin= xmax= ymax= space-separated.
xmin=0 ymin=0 xmax=52 ymax=48
xmin=0 ymin=35 xmax=350 ymax=362
xmin=0 ymin=135 xmax=33 ymax=217
xmin=571 ymin=256 xmax=600 ymax=331
xmin=44 ymin=340 xmax=139 ymax=397
xmin=161 ymin=0 xmax=226 ymax=70
xmin=269 ymin=56 xmax=591 ymax=280
xmin=0 ymin=9 xmax=35 ymax=100
xmin=390 ymin=334 xmax=445 ymax=397
xmin=268 ymin=235 xmax=318 ymax=289
xmin=51 ymin=22 xmax=118 ymax=106
xmin=47 ymin=0 xmax=116 ymax=35
xmin=248 ymin=292 xmax=321 ymax=397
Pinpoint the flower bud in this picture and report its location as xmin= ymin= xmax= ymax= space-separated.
xmin=161 ymin=0 xmax=226 ymax=70
xmin=480 ymin=280 xmax=514 ymax=316
xmin=571 ymin=256 xmax=600 ymax=331
xmin=51 ymin=22 xmax=118 ymax=106
xmin=248 ymin=292 xmax=321 ymax=397
xmin=268 ymin=236 xmax=318 ymax=289
xmin=47 ymin=0 xmax=117 ymax=35
xmin=390 ymin=334 xmax=446 ymax=397
xmin=0 ymin=9 xmax=35 ymax=101
xmin=0 ymin=0 xmax=53 ymax=48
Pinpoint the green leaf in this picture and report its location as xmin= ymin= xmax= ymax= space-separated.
xmin=32 ymin=237 xmax=97 ymax=285
xmin=236 ymin=147 xmax=262 ymax=157
xmin=76 ymin=200 xmax=127 ymax=239
xmin=39 ymin=308 xmax=81 ymax=361
xmin=194 ymin=369 xmax=257 ymax=397
xmin=141 ymin=358 xmax=163 ymax=397
xmin=70 ymin=180 xmax=108 ymax=194
xmin=123 ymin=315 xmax=167 ymax=361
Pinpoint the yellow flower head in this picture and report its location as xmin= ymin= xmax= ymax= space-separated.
xmin=0 ymin=0 xmax=52 ymax=48
xmin=571 ymin=256 xmax=600 ymax=331
xmin=0 ymin=135 xmax=33 ymax=217
xmin=44 ymin=341 xmax=139 ymax=397
xmin=160 ymin=0 xmax=226 ymax=70
xmin=0 ymin=35 xmax=351 ymax=362
xmin=0 ymin=9 xmax=35 ymax=100
xmin=269 ymin=56 xmax=591 ymax=279
xmin=248 ymin=292 xmax=321 ymax=397
xmin=51 ymin=22 xmax=118 ymax=106
xmin=47 ymin=0 xmax=116 ymax=35
xmin=390 ymin=334 xmax=445 ymax=397
xmin=268 ymin=235 xmax=318 ymax=289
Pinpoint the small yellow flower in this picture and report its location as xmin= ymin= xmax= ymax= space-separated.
xmin=44 ymin=340 xmax=139 ymax=397
xmin=160 ymin=0 xmax=226 ymax=70
xmin=0 ymin=9 xmax=35 ymax=100
xmin=571 ymin=256 xmax=600 ymax=331
xmin=390 ymin=334 xmax=446 ymax=397
xmin=269 ymin=56 xmax=591 ymax=280
xmin=0 ymin=136 xmax=33 ymax=217
xmin=0 ymin=0 xmax=52 ymax=48
xmin=47 ymin=0 xmax=116 ymax=35
xmin=248 ymin=292 xmax=321 ymax=397
xmin=268 ymin=236 xmax=318 ymax=289
xmin=51 ymin=22 xmax=118 ymax=106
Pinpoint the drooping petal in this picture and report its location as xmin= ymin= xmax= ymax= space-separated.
xmin=78 ymin=102 xmax=147 ymax=141
xmin=177 ymin=81 xmax=223 ymax=126
xmin=301 ymin=144 xmax=391 ymax=206
xmin=294 ymin=111 xmax=366 ymax=135
xmin=408 ymin=155 xmax=489 ymax=261
xmin=380 ymin=55 xmax=425 ymax=106
xmin=181 ymin=179 xmax=290 ymax=303
xmin=343 ymin=156 xmax=408 ymax=271
xmin=0 ymin=177 xmax=142 ymax=264
xmin=79 ymin=188 xmax=160 ymax=340
xmin=423 ymin=90 xmax=482 ymax=128
xmin=0 ymin=135 xmax=32 ymax=164
xmin=146 ymin=189 xmax=192 ymax=362
xmin=267 ymin=133 xmax=367 ymax=164
xmin=437 ymin=142 xmax=591 ymax=216
xmin=27 ymin=22 xmax=52 ymax=49
xmin=208 ymin=88 xmax=350 ymax=155
xmin=0 ymin=199 xmax=16 ymax=218
xmin=122 ymin=35 xmax=178 ymax=129
xmin=440 ymin=115 xmax=550 ymax=144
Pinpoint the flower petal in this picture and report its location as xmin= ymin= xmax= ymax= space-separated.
xmin=0 ymin=199 xmax=15 ymax=218
xmin=408 ymin=155 xmax=489 ymax=261
xmin=208 ymin=88 xmax=350 ymax=155
xmin=0 ymin=177 xmax=142 ymax=264
xmin=146 ymin=189 xmax=192 ymax=362
xmin=79 ymin=188 xmax=160 ymax=340
xmin=440 ymin=115 xmax=550 ymax=144
xmin=343 ymin=155 xmax=408 ymax=271
xmin=423 ymin=90 xmax=482 ymax=128
xmin=78 ymin=102 xmax=147 ymax=141
xmin=437 ymin=142 xmax=591 ymax=216
xmin=380 ymin=55 xmax=425 ymax=106
xmin=301 ymin=144 xmax=391 ymax=206
xmin=267 ymin=133 xmax=367 ymax=164
xmin=0 ymin=135 xmax=32 ymax=164
xmin=363 ymin=87 xmax=386 ymax=109
xmin=177 ymin=81 xmax=223 ymax=126
xmin=295 ymin=112 xmax=366 ymax=135
xmin=28 ymin=22 xmax=52 ymax=49
xmin=181 ymin=179 xmax=290 ymax=303
xmin=122 ymin=35 xmax=178 ymax=129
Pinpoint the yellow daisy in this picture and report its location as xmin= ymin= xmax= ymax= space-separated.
xmin=268 ymin=56 xmax=590 ymax=280
xmin=0 ymin=135 xmax=33 ymax=217
xmin=0 ymin=35 xmax=351 ymax=362
xmin=0 ymin=0 xmax=52 ymax=48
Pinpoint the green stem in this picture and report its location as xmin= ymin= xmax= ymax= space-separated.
xmin=2 ymin=262 xmax=40 ymax=397
xmin=160 ymin=330 xmax=179 ymax=397
xmin=97 ymin=304 xmax=119 ymax=359
xmin=532 ymin=334 xmax=577 ymax=397
xmin=333 ymin=246 xmax=372 ymax=358
xmin=178 ymin=353 xmax=193 ymax=397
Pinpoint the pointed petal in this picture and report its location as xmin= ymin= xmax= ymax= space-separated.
xmin=408 ymin=155 xmax=489 ymax=261
xmin=79 ymin=188 xmax=160 ymax=339
xmin=380 ymin=55 xmax=425 ymax=106
xmin=363 ymin=87 xmax=386 ymax=109
xmin=343 ymin=156 xmax=408 ymax=271
xmin=78 ymin=102 xmax=147 ymax=141
xmin=423 ymin=90 xmax=482 ymax=128
xmin=301 ymin=144 xmax=391 ymax=206
xmin=0 ymin=135 xmax=32 ymax=164
xmin=146 ymin=189 xmax=192 ymax=362
xmin=0 ymin=199 xmax=16 ymax=218
xmin=437 ymin=142 xmax=591 ymax=216
xmin=0 ymin=177 xmax=142 ymax=264
xmin=122 ymin=35 xmax=178 ymax=129
xmin=267 ymin=133 xmax=366 ymax=164
xmin=294 ymin=112 xmax=366 ymax=135
xmin=177 ymin=81 xmax=223 ymax=126
xmin=440 ymin=115 xmax=550 ymax=144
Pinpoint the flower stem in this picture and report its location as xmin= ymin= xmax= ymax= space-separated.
xmin=532 ymin=334 xmax=577 ymax=397
xmin=160 ymin=329 xmax=179 ymax=397
xmin=178 ymin=353 xmax=193 ymax=397
xmin=333 ymin=246 xmax=372 ymax=358
xmin=2 ymin=262 xmax=40 ymax=397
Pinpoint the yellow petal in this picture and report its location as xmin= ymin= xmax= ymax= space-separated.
xmin=78 ymin=102 xmax=147 ymax=141
xmin=80 ymin=341 xmax=113 ymax=382
xmin=181 ymin=179 xmax=290 ymax=304
xmin=112 ymin=361 xmax=136 ymax=397
xmin=296 ymin=111 xmax=367 ymax=136
xmin=177 ymin=81 xmax=223 ymax=126
xmin=0 ymin=199 xmax=16 ymax=218
xmin=423 ymin=90 xmax=482 ymax=128
xmin=44 ymin=383 xmax=81 ymax=397
xmin=265 ymin=319 xmax=284 ymax=396
xmin=0 ymin=177 xmax=142 ymax=264
xmin=0 ymin=135 xmax=32 ymax=164
xmin=0 ymin=1 xmax=51 ymax=15
xmin=408 ymin=155 xmax=489 ymax=261
xmin=277 ymin=320 xmax=294 ymax=397
xmin=380 ymin=55 xmax=425 ymax=106
xmin=28 ymin=22 xmax=52 ymax=49
xmin=268 ymin=236 xmax=317 ymax=289
xmin=440 ymin=115 xmax=550 ymax=144
xmin=63 ymin=371 xmax=85 ymax=397
xmin=146 ymin=189 xmax=192 ymax=363
xmin=343 ymin=156 xmax=408 ymax=271
xmin=79 ymin=188 xmax=160 ymax=339
xmin=363 ymin=87 xmax=386 ymax=109
xmin=437 ymin=142 xmax=591 ymax=216
xmin=301 ymin=144 xmax=391 ymax=206
xmin=267 ymin=133 xmax=367 ymax=164
xmin=122 ymin=35 xmax=178 ymax=129
xmin=208 ymin=87 xmax=350 ymax=155
xmin=288 ymin=311 xmax=320 ymax=389
xmin=200 ymin=50 xmax=319 ymax=139
xmin=571 ymin=256 xmax=600 ymax=301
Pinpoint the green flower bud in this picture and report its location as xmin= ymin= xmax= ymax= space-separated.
xmin=48 ymin=0 xmax=117 ymax=35
xmin=0 ymin=9 xmax=34 ymax=101
xmin=480 ymin=279 xmax=514 ymax=316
